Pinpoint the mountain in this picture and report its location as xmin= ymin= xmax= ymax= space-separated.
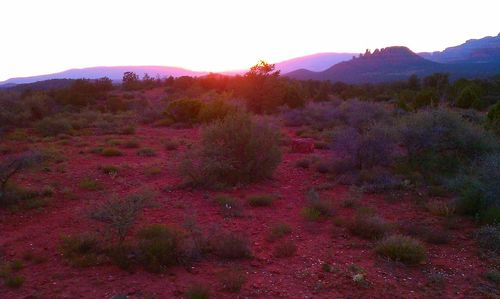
xmin=285 ymin=45 xmax=500 ymax=83
xmin=274 ymin=52 xmax=357 ymax=73
xmin=0 ymin=66 xmax=206 ymax=86
xmin=286 ymin=47 xmax=442 ymax=83
xmin=420 ymin=33 xmax=500 ymax=63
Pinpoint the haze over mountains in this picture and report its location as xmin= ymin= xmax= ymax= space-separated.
xmin=1 ymin=33 xmax=499 ymax=87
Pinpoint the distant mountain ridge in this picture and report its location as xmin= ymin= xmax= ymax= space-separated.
xmin=420 ymin=33 xmax=500 ymax=63
xmin=1 ymin=33 xmax=499 ymax=86
xmin=0 ymin=66 xmax=207 ymax=86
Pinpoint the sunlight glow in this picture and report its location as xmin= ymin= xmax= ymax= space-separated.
xmin=1 ymin=0 xmax=499 ymax=80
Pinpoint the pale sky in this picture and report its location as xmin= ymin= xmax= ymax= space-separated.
xmin=1 ymin=0 xmax=499 ymax=81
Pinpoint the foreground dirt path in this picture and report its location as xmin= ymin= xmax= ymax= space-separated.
xmin=0 ymin=126 xmax=493 ymax=298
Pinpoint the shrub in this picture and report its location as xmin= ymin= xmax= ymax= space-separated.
xmin=137 ymin=148 xmax=156 ymax=157
xmin=101 ymin=147 xmax=123 ymax=157
xmin=90 ymin=190 xmax=155 ymax=242
xmin=36 ymin=116 xmax=73 ymax=136
xmin=164 ymin=140 xmax=179 ymax=151
xmin=164 ymin=98 xmax=203 ymax=123
xmin=426 ymin=200 xmax=455 ymax=217
xmin=397 ymin=109 xmax=497 ymax=177
xmin=375 ymin=235 xmax=427 ymax=265
xmin=210 ymin=230 xmax=251 ymax=259
xmin=301 ymin=189 xmax=332 ymax=221
xmin=198 ymin=98 xmax=238 ymax=123
xmin=217 ymin=266 xmax=247 ymax=293
xmin=474 ymin=225 xmax=499 ymax=254
xmin=486 ymin=101 xmax=500 ymax=135
xmin=59 ymin=233 xmax=103 ymax=267
xmin=266 ymin=223 xmax=292 ymax=242
xmin=4 ymin=275 xmax=24 ymax=288
xmin=247 ymin=194 xmax=275 ymax=207
xmin=214 ymin=195 xmax=243 ymax=218
xmin=1 ymin=151 xmax=43 ymax=205
xmin=330 ymin=124 xmax=396 ymax=173
xmin=185 ymin=283 xmax=210 ymax=299
xmin=79 ymin=177 xmax=102 ymax=190
xmin=349 ymin=214 xmax=391 ymax=240
xmin=136 ymin=224 xmax=184 ymax=272
xmin=100 ymin=165 xmax=119 ymax=175
xmin=449 ymin=153 xmax=500 ymax=224
xmin=273 ymin=240 xmax=297 ymax=258
xmin=180 ymin=113 xmax=281 ymax=187
xmin=123 ymin=140 xmax=140 ymax=148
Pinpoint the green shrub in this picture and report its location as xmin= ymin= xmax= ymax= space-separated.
xmin=164 ymin=98 xmax=203 ymax=123
xmin=137 ymin=148 xmax=156 ymax=157
xmin=349 ymin=214 xmax=391 ymax=240
xmin=59 ymin=233 xmax=103 ymax=267
xmin=214 ymin=195 xmax=243 ymax=218
xmin=375 ymin=235 xmax=426 ymax=265
xmin=180 ymin=113 xmax=281 ymax=187
xmin=247 ymin=194 xmax=275 ymax=207
xmin=398 ymin=109 xmax=497 ymax=178
xmin=217 ymin=266 xmax=247 ymax=293
xmin=164 ymin=140 xmax=179 ymax=151
xmin=185 ymin=283 xmax=210 ymax=299
xmin=122 ymin=140 xmax=140 ymax=148
xmin=198 ymin=98 xmax=238 ymax=123
xmin=449 ymin=153 xmax=500 ymax=224
xmin=79 ymin=177 xmax=102 ymax=191
xmin=100 ymin=165 xmax=119 ymax=175
xmin=273 ymin=240 xmax=297 ymax=258
xmin=266 ymin=223 xmax=292 ymax=242
xmin=5 ymin=275 xmax=24 ymax=288
xmin=300 ymin=189 xmax=332 ymax=221
xmin=474 ymin=225 xmax=499 ymax=254
xmin=210 ymin=231 xmax=251 ymax=259
xmin=487 ymin=101 xmax=500 ymax=135
xmin=90 ymin=190 xmax=155 ymax=242
xmin=36 ymin=116 xmax=73 ymax=136
xmin=101 ymin=147 xmax=123 ymax=157
xmin=137 ymin=224 xmax=184 ymax=272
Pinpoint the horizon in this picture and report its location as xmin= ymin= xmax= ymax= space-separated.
xmin=1 ymin=0 xmax=499 ymax=81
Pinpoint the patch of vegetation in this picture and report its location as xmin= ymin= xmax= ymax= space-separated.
xmin=185 ymin=283 xmax=210 ymax=299
xmin=101 ymin=147 xmax=124 ymax=157
xmin=217 ymin=266 xmax=247 ymax=293
xmin=300 ymin=188 xmax=332 ymax=221
xmin=375 ymin=235 xmax=427 ymax=265
xmin=474 ymin=225 xmax=499 ymax=254
xmin=247 ymin=194 xmax=275 ymax=207
xmin=266 ymin=222 xmax=292 ymax=242
xmin=349 ymin=213 xmax=391 ymax=240
xmin=79 ymin=177 xmax=103 ymax=191
xmin=137 ymin=148 xmax=156 ymax=157
xmin=59 ymin=233 xmax=104 ymax=267
xmin=4 ymin=275 xmax=25 ymax=288
xmin=180 ymin=112 xmax=281 ymax=188
xmin=209 ymin=230 xmax=252 ymax=260
xmin=122 ymin=140 xmax=140 ymax=148
xmin=136 ymin=224 xmax=184 ymax=272
xmin=273 ymin=240 xmax=297 ymax=258
xmin=214 ymin=195 xmax=243 ymax=218
xmin=164 ymin=139 xmax=179 ymax=151
xmin=90 ymin=189 xmax=155 ymax=242
xmin=100 ymin=165 xmax=119 ymax=175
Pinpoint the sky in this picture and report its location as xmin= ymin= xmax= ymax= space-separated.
xmin=1 ymin=0 xmax=499 ymax=81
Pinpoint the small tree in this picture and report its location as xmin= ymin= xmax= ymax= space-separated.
xmin=0 ymin=151 xmax=43 ymax=201
xmin=122 ymin=72 xmax=140 ymax=91
xmin=243 ymin=60 xmax=284 ymax=113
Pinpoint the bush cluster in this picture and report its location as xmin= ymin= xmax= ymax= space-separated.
xmin=180 ymin=112 xmax=282 ymax=187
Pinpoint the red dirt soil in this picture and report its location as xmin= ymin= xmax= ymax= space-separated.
xmin=0 ymin=126 xmax=494 ymax=298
